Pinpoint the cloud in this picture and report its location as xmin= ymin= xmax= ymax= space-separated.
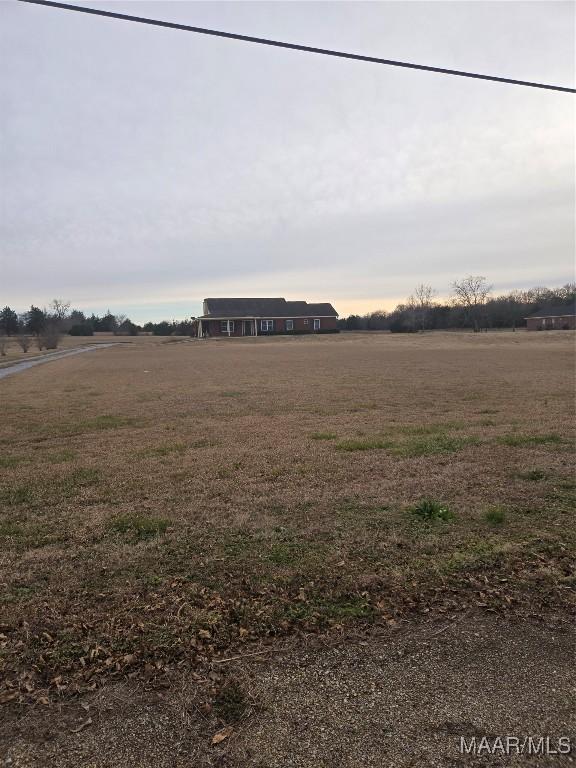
xmin=1 ymin=1 xmax=574 ymax=320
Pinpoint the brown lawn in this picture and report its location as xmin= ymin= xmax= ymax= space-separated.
xmin=0 ymin=330 xmax=574 ymax=713
xmin=0 ymin=333 xmax=179 ymax=366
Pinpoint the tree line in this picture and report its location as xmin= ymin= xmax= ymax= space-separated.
xmin=0 ymin=300 xmax=196 ymax=355
xmin=337 ymin=278 xmax=576 ymax=333
xmin=2 ymin=278 xmax=574 ymax=355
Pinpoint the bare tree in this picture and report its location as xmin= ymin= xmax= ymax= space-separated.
xmin=16 ymin=334 xmax=32 ymax=353
xmin=49 ymin=299 xmax=71 ymax=323
xmin=403 ymin=295 xmax=416 ymax=331
xmin=412 ymin=283 xmax=437 ymax=331
xmin=452 ymin=275 xmax=493 ymax=332
xmin=114 ymin=314 xmax=127 ymax=335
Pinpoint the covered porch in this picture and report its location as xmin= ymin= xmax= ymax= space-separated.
xmin=197 ymin=318 xmax=258 ymax=338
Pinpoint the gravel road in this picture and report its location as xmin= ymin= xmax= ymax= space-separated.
xmin=0 ymin=344 xmax=118 ymax=380
xmin=3 ymin=613 xmax=574 ymax=767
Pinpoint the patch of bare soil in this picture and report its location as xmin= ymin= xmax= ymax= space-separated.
xmin=2 ymin=614 xmax=574 ymax=767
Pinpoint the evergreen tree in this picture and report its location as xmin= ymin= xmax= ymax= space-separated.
xmin=0 ymin=306 xmax=19 ymax=335
xmin=25 ymin=305 xmax=46 ymax=335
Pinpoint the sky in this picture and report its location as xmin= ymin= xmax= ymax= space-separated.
xmin=1 ymin=1 xmax=574 ymax=323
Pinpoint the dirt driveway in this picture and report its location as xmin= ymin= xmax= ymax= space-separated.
xmin=3 ymin=613 xmax=574 ymax=767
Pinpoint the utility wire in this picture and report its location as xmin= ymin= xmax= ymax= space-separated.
xmin=18 ymin=0 xmax=575 ymax=94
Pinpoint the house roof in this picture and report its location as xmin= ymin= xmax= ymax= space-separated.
xmin=201 ymin=298 xmax=338 ymax=318
xmin=526 ymin=301 xmax=576 ymax=319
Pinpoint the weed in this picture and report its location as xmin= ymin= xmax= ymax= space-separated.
xmin=1 ymin=485 xmax=34 ymax=505
xmin=46 ymin=449 xmax=77 ymax=464
xmin=1 ymin=584 xmax=38 ymax=603
xmin=213 ymin=679 xmax=248 ymax=723
xmin=392 ymin=434 xmax=478 ymax=458
xmin=139 ymin=442 xmax=187 ymax=458
xmin=0 ymin=521 xmax=23 ymax=537
xmin=191 ymin=438 xmax=213 ymax=449
xmin=485 ymin=507 xmax=506 ymax=525
xmin=58 ymin=414 xmax=136 ymax=436
xmin=348 ymin=403 xmax=378 ymax=412
xmin=0 ymin=520 xmax=71 ymax=551
xmin=60 ymin=468 xmax=100 ymax=496
xmin=518 ymin=469 xmax=547 ymax=482
xmin=336 ymin=438 xmax=392 ymax=452
xmin=266 ymin=542 xmax=300 ymax=565
xmin=223 ymin=531 xmax=257 ymax=557
xmin=287 ymin=596 xmax=374 ymax=622
xmin=310 ymin=432 xmax=337 ymax=440
xmin=394 ymin=422 xmax=465 ymax=436
xmin=109 ymin=514 xmax=169 ymax=540
xmin=0 ymin=456 xmax=22 ymax=469
xmin=336 ymin=500 xmax=391 ymax=530
xmin=409 ymin=499 xmax=454 ymax=522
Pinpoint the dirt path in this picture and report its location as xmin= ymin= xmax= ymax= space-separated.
xmin=3 ymin=614 xmax=574 ymax=767
xmin=0 ymin=344 xmax=118 ymax=380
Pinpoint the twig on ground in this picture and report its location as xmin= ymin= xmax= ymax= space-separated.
xmin=213 ymin=648 xmax=282 ymax=664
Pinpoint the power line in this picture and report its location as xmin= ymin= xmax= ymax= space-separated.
xmin=18 ymin=0 xmax=575 ymax=94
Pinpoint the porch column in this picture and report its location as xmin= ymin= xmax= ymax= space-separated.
xmin=254 ymin=318 xmax=258 ymax=336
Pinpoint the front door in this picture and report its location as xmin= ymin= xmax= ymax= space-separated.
xmin=244 ymin=320 xmax=253 ymax=336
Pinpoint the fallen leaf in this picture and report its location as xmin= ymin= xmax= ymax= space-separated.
xmin=212 ymin=725 xmax=233 ymax=745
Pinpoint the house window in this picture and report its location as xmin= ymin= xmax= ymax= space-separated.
xmin=285 ymin=319 xmax=294 ymax=331
xmin=313 ymin=318 xmax=321 ymax=330
xmin=220 ymin=320 xmax=234 ymax=334
xmin=303 ymin=319 xmax=309 ymax=325
xmin=261 ymin=319 xmax=274 ymax=332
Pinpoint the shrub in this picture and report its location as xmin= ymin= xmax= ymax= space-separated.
xmin=409 ymin=499 xmax=454 ymax=522
xmin=69 ymin=323 xmax=94 ymax=336
xmin=16 ymin=334 xmax=32 ymax=352
xmin=38 ymin=325 xmax=60 ymax=350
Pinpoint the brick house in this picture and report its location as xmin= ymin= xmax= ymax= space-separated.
xmin=197 ymin=298 xmax=338 ymax=337
xmin=525 ymin=302 xmax=576 ymax=331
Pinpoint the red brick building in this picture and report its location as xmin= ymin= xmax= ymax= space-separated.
xmin=525 ymin=303 xmax=576 ymax=331
xmin=197 ymin=298 xmax=338 ymax=337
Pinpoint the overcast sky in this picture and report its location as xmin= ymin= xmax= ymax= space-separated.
xmin=1 ymin=1 xmax=574 ymax=322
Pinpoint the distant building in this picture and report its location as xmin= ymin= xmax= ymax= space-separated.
xmin=525 ymin=302 xmax=576 ymax=331
xmin=197 ymin=298 xmax=338 ymax=337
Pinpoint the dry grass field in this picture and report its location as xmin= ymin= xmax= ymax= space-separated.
xmin=1 ymin=331 xmax=575 ymax=764
xmin=0 ymin=333 xmax=176 ymax=366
